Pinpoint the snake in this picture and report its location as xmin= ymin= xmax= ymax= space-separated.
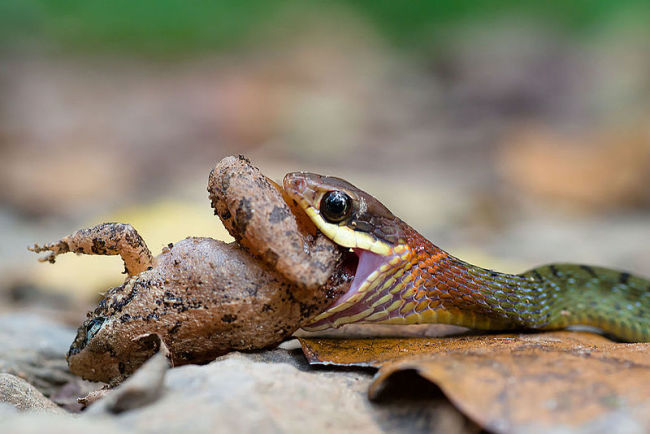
xmin=283 ymin=172 xmax=650 ymax=342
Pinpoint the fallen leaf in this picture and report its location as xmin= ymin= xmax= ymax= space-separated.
xmin=300 ymin=331 xmax=650 ymax=433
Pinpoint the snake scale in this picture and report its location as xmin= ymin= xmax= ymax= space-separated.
xmin=283 ymin=172 xmax=650 ymax=342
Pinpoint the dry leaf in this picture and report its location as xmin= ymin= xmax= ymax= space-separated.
xmin=300 ymin=331 xmax=650 ymax=433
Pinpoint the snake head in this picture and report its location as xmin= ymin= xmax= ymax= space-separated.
xmin=284 ymin=172 xmax=414 ymax=329
xmin=283 ymin=172 xmax=407 ymax=255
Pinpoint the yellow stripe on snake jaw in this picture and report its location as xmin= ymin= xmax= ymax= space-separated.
xmin=304 ymin=206 xmax=393 ymax=256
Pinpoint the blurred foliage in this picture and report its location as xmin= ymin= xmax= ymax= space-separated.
xmin=2 ymin=0 xmax=650 ymax=56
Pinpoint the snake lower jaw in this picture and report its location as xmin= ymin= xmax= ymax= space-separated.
xmin=305 ymin=248 xmax=401 ymax=330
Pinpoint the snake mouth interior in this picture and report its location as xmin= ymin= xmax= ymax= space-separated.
xmin=306 ymin=247 xmax=398 ymax=329
xmin=333 ymin=248 xmax=388 ymax=309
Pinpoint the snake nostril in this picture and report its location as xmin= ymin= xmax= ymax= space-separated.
xmin=284 ymin=174 xmax=305 ymax=192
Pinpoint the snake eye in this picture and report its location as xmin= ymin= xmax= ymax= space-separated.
xmin=320 ymin=191 xmax=352 ymax=223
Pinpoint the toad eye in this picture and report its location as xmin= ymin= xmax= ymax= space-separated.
xmin=85 ymin=317 xmax=106 ymax=343
xmin=320 ymin=191 xmax=352 ymax=223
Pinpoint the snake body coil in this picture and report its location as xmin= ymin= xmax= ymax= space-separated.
xmin=283 ymin=172 xmax=650 ymax=342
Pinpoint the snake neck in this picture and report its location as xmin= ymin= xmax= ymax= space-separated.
xmin=306 ymin=225 xmax=536 ymax=330
xmin=305 ymin=224 xmax=650 ymax=342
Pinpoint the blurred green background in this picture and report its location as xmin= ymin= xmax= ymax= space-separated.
xmin=1 ymin=1 xmax=649 ymax=315
xmin=2 ymin=1 xmax=650 ymax=55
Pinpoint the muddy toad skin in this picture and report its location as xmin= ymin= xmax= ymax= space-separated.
xmin=30 ymin=156 xmax=351 ymax=384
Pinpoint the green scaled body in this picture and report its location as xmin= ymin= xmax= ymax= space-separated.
xmin=457 ymin=259 xmax=650 ymax=341
xmin=519 ymin=264 xmax=650 ymax=341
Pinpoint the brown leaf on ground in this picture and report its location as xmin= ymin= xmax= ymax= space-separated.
xmin=300 ymin=331 xmax=650 ymax=433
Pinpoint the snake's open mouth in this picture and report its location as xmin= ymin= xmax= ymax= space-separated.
xmin=337 ymin=249 xmax=389 ymax=307
xmin=305 ymin=247 xmax=400 ymax=330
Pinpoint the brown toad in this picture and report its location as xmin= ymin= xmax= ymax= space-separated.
xmin=30 ymin=156 xmax=352 ymax=384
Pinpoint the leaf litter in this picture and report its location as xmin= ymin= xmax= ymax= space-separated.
xmin=300 ymin=331 xmax=650 ymax=433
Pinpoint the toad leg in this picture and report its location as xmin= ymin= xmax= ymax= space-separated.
xmin=29 ymin=222 xmax=154 ymax=277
